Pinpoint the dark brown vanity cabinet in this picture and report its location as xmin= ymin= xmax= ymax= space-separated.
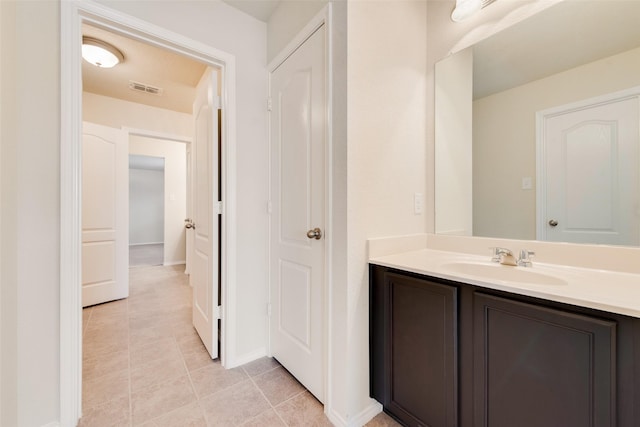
xmin=370 ymin=265 xmax=640 ymax=427
xmin=473 ymin=293 xmax=615 ymax=427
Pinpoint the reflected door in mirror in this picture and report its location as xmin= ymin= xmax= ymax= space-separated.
xmin=539 ymin=91 xmax=640 ymax=245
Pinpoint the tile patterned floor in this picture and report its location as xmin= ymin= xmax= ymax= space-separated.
xmin=81 ymin=264 xmax=400 ymax=426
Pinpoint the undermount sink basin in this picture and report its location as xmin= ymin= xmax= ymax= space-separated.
xmin=441 ymin=262 xmax=568 ymax=286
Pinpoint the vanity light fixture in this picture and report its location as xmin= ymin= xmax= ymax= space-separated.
xmin=82 ymin=37 xmax=124 ymax=68
xmin=451 ymin=0 xmax=483 ymax=22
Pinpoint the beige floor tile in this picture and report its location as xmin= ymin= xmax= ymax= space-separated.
xmin=131 ymin=375 xmax=196 ymax=425
xmin=83 ymin=368 xmax=129 ymax=410
xmin=199 ymin=379 xmax=271 ymax=426
xmin=83 ymin=349 xmax=129 ymax=382
xmin=131 ymin=353 xmax=188 ymax=392
xmin=78 ymin=396 xmax=130 ymax=427
xmin=129 ymin=337 xmax=181 ymax=367
xmin=177 ymin=335 xmax=214 ymax=372
xmin=152 ymin=402 xmax=207 ymax=427
xmin=129 ymin=324 xmax=175 ymax=347
xmin=91 ymin=298 xmax=128 ymax=318
xmin=189 ymin=360 xmax=248 ymax=399
xmin=240 ymin=408 xmax=286 ymax=426
xmin=275 ymin=391 xmax=332 ymax=427
xmin=364 ymin=412 xmax=403 ymax=426
xmin=253 ymin=366 xmax=305 ymax=406
xmin=241 ymin=356 xmax=281 ymax=377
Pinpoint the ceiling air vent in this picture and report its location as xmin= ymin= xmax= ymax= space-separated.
xmin=128 ymin=80 xmax=164 ymax=96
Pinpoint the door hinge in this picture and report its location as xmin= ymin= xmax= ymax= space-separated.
xmin=215 ymin=201 xmax=222 ymax=215
xmin=214 ymin=305 xmax=222 ymax=320
xmin=267 ymin=97 xmax=272 ymax=112
xmin=214 ymin=95 xmax=222 ymax=110
xmin=267 ymin=303 xmax=272 ymax=317
xmin=267 ymin=200 xmax=272 ymax=214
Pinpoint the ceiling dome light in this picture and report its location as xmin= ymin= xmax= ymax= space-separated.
xmin=82 ymin=37 xmax=124 ymax=68
xmin=451 ymin=0 xmax=482 ymax=22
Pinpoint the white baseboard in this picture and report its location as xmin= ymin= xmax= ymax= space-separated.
xmin=327 ymin=400 xmax=382 ymax=427
xmin=163 ymin=260 xmax=186 ymax=267
xmin=129 ymin=242 xmax=163 ymax=246
xmin=41 ymin=422 xmax=61 ymax=427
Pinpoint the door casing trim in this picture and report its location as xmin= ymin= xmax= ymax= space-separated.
xmin=60 ymin=2 xmax=237 ymax=425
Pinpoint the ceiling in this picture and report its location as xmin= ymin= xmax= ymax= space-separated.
xmin=82 ymin=2 xmax=281 ymax=114
xmin=82 ymin=24 xmax=208 ymax=114
xmin=473 ymin=0 xmax=640 ymax=99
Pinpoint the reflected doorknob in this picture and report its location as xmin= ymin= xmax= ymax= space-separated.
xmin=306 ymin=228 xmax=322 ymax=240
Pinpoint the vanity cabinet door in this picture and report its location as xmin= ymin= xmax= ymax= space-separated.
xmin=473 ymin=292 xmax=616 ymax=427
xmin=384 ymin=272 xmax=458 ymax=427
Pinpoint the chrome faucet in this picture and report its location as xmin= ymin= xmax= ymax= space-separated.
xmin=490 ymin=247 xmax=517 ymax=266
xmin=517 ymin=249 xmax=535 ymax=267
xmin=490 ymin=247 xmax=535 ymax=267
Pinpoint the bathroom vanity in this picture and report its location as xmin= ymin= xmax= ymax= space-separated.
xmin=369 ymin=248 xmax=640 ymax=427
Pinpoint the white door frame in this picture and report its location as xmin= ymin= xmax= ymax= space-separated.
xmin=267 ymin=3 xmax=333 ymax=411
xmin=536 ymin=85 xmax=640 ymax=241
xmin=60 ymin=2 xmax=237 ymax=425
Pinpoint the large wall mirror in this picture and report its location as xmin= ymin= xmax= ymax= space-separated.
xmin=435 ymin=0 xmax=640 ymax=247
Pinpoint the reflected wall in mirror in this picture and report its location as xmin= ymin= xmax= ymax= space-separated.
xmin=435 ymin=0 xmax=640 ymax=246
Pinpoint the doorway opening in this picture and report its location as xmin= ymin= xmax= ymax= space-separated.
xmin=129 ymin=154 xmax=166 ymax=267
xmin=61 ymin=3 xmax=238 ymax=425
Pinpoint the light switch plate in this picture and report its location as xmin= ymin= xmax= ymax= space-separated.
xmin=414 ymin=193 xmax=424 ymax=214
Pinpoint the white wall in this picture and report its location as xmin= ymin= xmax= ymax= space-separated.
xmin=267 ymin=0 xmax=328 ymax=62
xmin=344 ymin=0 xmax=428 ymax=422
xmin=473 ymin=46 xmax=640 ymax=239
xmin=129 ymin=166 xmax=165 ymax=245
xmin=0 ymin=1 xmax=60 ymax=426
xmin=129 ymin=136 xmax=187 ymax=265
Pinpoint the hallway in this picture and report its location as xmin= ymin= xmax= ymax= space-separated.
xmin=81 ymin=264 xmax=398 ymax=426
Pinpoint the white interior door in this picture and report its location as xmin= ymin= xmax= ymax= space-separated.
xmin=539 ymin=93 xmax=640 ymax=245
xmin=82 ymin=122 xmax=128 ymax=307
xmin=192 ymin=68 xmax=220 ymax=359
xmin=269 ymin=25 xmax=326 ymax=402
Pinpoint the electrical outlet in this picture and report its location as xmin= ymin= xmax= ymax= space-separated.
xmin=414 ymin=193 xmax=424 ymax=215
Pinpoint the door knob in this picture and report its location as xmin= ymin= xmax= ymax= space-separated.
xmin=548 ymin=219 xmax=558 ymax=227
xmin=306 ymin=228 xmax=322 ymax=240
xmin=184 ymin=219 xmax=196 ymax=229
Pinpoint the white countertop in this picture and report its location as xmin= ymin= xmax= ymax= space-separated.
xmin=370 ymin=248 xmax=640 ymax=318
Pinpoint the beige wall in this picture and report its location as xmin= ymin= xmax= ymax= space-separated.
xmin=345 ymin=0 xmax=428 ymax=419
xmin=1 ymin=1 xmax=60 ymax=426
xmin=473 ymin=46 xmax=640 ymax=239
xmin=435 ymin=47 xmax=473 ymax=236
xmin=83 ymin=92 xmax=193 ymax=138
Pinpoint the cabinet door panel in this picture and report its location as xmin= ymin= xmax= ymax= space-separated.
xmin=385 ymin=273 xmax=458 ymax=427
xmin=473 ymin=292 xmax=616 ymax=427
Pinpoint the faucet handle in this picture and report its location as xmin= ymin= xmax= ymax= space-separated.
xmin=490 ymin=247 xmax=512 ymax=262
xmin=517 ymin=249 xmax=535 ymax=267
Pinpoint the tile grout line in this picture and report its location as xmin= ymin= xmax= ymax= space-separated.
xmin=245 ymin=367 xmax=290 ymax=426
